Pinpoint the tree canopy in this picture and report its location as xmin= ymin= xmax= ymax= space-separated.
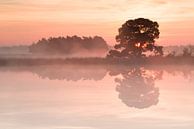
xmin=107 ymin=18 xmax=163 ymax=58
xmin=29 ymin=35 xmax=109 ymax=55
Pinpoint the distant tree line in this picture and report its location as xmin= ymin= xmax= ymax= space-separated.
xmin=165 ymin=45 xmax=194 ymax=57
xmin=29 ymin=35 xmax=109 ymax=55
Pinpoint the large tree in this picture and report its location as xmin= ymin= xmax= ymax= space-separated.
xmin=108 ymin=18 xmax=163 ymax=58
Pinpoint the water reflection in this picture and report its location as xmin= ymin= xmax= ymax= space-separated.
xmin=111 ymin=67 xmax=162 ymax=109
xmin=0 ymin=65 xmax=107 ymax=81
xmin=0 ymin=65 xmax=193 ymax=109
xmin=1 ymin=65 xmax=194 ymax=129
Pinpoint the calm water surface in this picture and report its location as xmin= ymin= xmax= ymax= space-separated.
xmin=0 ymin=65 xmax=194 ymax=129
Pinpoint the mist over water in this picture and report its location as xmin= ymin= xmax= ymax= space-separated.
xmin=0 ymin=64 xmax=194 ymax=129
xmin=0 ymin=45 xmax=108 ymax=59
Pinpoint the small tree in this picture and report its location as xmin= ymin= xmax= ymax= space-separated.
xmin=183 ymin=48 xmax=192 ymax=57
xmin=107 ymin=18 xmax=163 ymax=58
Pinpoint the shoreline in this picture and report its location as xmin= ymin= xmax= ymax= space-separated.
xmin=0 ymin=56 xmax=194 ymax=66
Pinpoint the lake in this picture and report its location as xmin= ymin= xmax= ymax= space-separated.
xmin=0 ymin=64 xmax=194 ymax=129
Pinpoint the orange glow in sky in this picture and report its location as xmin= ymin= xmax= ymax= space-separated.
xmin=0 ymin=0 xmax=194 ymax=46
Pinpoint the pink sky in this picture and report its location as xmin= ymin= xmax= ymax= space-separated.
xmin=0 ymin=0 xmax=194 ymax=46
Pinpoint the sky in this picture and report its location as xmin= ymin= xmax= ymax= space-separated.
xmin=0 ymin=0 xmax=194 ymax=46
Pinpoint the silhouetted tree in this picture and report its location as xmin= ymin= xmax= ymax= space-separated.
xmin=166 ymin=51 xmax=176 ymax=57
xmin=182 ymin=48 xmax=192 ymax=57
xmin=29 ymin=36 xmax=109 ymax=55
xmin=107 ymin=18 xmax=163 ymax=58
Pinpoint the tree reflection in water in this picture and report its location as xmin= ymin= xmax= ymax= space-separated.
xmin=2 ymin=64 xmax=194 ymax=109
xmin=109 ymin=67 xmax=163 ymax=109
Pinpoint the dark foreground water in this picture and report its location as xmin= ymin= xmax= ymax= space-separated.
xmin=0 ymin=64 xmax=194 ymax=129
